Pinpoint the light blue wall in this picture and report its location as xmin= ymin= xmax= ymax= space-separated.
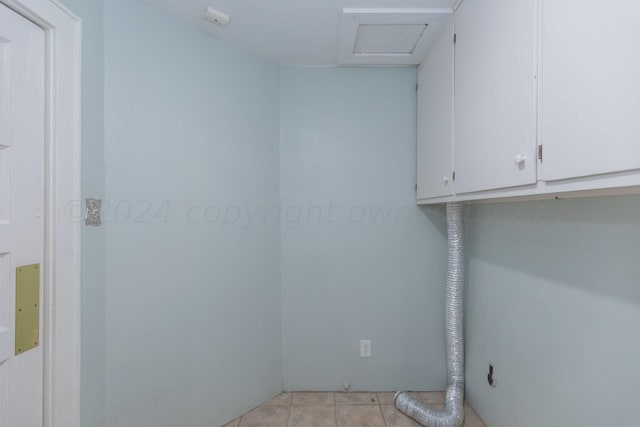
xmin=465 ymin=196 xmax=640 ymax=427
xmin=279 ymin=67 xmax=449 ymax=392
xmin=67 ymin=3 xmax=640 ymax=426
xmin=103 ymin=1 xmax=282 ymax=426
xmin=57 ymin=0 xmax=106 ymax=426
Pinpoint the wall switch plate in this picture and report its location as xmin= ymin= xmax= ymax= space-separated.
xmin=85 ymin=198 xmax=102 ymax=226
xmin=360 ymin=340 xmax=371 ymax=358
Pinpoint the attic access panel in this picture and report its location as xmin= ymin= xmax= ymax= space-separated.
xmin=354 ymin=24 xmax=428 ymax=54
xmin=338 ymin=8 xmax=453 ymax=65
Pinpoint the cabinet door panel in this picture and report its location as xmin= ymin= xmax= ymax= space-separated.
xmin=417 ymin=22 xmax=454 ymax=200
xmin=454 ymin=0 xmax=538 ymax=194
xmin=540 ymin=0 xmax=640 ymax=181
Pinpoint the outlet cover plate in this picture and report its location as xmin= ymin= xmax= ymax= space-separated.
xmin=360 ymin=340 xmax=372 ymax=358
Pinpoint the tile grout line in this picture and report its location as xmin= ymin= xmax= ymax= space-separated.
xmin=285 ymin=398 xmax=291 ymax=427
xmin=332 ymin=392 xmax=336 ymax=427
xmin=289 ymin=391 xmax=293 ymax=426
xmin=378 ymin=401 xmax=388 ymax=427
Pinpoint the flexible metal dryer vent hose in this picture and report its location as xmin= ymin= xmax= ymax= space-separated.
xmin=395 ymin=202 xmax=465 ymax=427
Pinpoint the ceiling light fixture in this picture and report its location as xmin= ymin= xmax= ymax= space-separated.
xmin=204 ymin=6 xmax=230 ymax=28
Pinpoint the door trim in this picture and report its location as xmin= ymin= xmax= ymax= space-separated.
xmin=0 ymin=1 xmax=80 ymax=427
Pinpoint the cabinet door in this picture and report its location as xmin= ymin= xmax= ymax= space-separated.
xmin=540 ymin=0 xmax=640 ymax=181
xmin=417 ymin=22 xmax=454 ymax=200
xmin=453 ymin=0 xmax=538 ymax=194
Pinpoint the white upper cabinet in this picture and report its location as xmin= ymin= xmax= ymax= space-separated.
xmin=417 ymin=22 xmax=454 ymax=200
xmin=416 ymin=0 xmax=640 ymax=204
xmin=453 ymin=0 xmax=538 ymax=194
xmin=540 ymin=0 xmax=640 ymax=181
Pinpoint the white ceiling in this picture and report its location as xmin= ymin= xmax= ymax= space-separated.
xmin=141 ymin=0 xmax=457 ymax=65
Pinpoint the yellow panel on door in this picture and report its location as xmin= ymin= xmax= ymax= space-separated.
xmin=15 ymin=264 xmax=39 ymax=355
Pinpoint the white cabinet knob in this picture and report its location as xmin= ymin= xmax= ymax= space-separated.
xmin=514 ymin=154 xmax=527 ymax=165
xmin=443 ymin=176 xmax=450 ymax=185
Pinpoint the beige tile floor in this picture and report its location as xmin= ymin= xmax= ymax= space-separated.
xmin=223 ymin=392 xmax=487 ymax=427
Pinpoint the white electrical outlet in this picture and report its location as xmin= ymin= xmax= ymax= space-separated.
xmin=360 ymin=340 xmax=371 ymax=358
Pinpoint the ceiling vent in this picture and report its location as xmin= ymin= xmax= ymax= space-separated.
xmin=337 ymin=8 xmax=453 ymax=65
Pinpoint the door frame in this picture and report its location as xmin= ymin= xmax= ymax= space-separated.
xmin=0 ymin=1 xmax=80 ymax=427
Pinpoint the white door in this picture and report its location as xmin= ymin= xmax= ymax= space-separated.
xmin=453 ymin=0 xmax=538 ymax=194
xmin=417 ymin=21 xmax=454 ymax=200
xmin=0 ymin=3 xmax=45 ymax=427
xmin=540 ymin=0 xmax=640 ymax=181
